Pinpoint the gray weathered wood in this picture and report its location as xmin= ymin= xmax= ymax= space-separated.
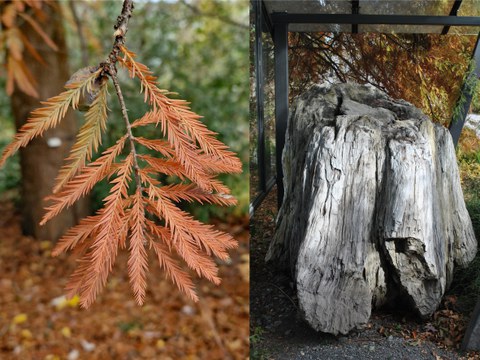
xmin=267 ymin=83 xmax=477 ymax=335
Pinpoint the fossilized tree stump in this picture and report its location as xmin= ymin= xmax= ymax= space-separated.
xmin=267 ymin=83 xmax=477 ymax=335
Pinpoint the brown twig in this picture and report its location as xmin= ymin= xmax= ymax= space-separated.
xmin=268 ymin=282 xmax=298 ymax=310
xmin=110 ymin=70 xmax=142 ymax=192
xmin=102 ymin=0 xmax=134 ymax=70
xmin=101 ymin=0 xmax=141 ymax=192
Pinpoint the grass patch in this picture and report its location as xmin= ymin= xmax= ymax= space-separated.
xmin=250 ymin=326 xmax=270 ymax=360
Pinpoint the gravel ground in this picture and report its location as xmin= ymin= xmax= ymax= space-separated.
xmin=250 ymin=189 xmax=478 ymax=360
xmin=268 ymin=336 xmax=460 ymax=360
xmin=256 ymin=326 xmax=465 ymax=360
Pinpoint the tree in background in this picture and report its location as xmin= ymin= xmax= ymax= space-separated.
xmin=0 ymin=1 xmax=89 ymax=240
xmin=1 ymin=0 xmax=249 ymax=233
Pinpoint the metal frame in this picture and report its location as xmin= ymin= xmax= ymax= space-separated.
xmin=351 ymin=0 xmax=360 ymax=34
xmin=449 ymin=33 xmax=480 ymax=146
xmin=250 ymin=2 xmax=480 ymax=211
xmin=250 ymin=0 xmax=276 ymax=214
xmin=254 ymin=0 xmax=266 ymax=194
xmin=250 ymin=0 xmax=480 ymax=209
xmin=250 ymin=177 xmax=276 ymax=215
xmin=252 ymin=0 xmax=480 ymax=350
xmin=265 ymin=7 xmax=480 ymax=208
xmin=270 ymin=13 xmax=480 ymax=26
xmin=273 ymin=21 xmax=289 ymax=208
xmin=462 ymin=296 xmax=480 ymax=350
xmin=442 ymin=0 xmax=463 ymax=35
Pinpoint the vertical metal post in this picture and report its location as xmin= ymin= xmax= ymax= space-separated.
xmin=462 ymin=298 xmax=480 ymax=350
xmin=441 ymin=0 xmax=462 ymax=35
xmin=462 ymin=28 xmax=480 ymax=335
xmin=449 ymin=32 xmax=480 ymax=147
xmin=255 ymin=0 xmax=266 ymax=194
xmin=352 ymin=0 xmax=360 ymax=33
xmin=274 ymin=21 xmax=289 ymax=208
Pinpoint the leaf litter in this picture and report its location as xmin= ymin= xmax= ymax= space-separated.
xmin=0 ymin=201 xmax=248 ymax=359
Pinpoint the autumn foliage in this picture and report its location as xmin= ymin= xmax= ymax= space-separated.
xmin=1 ymin=0 xmax=59 ymax=98
xmin=0 ymin=43 xmax=242 ymax=308
xmin=288 ymin=32 xmax=476 ymax=126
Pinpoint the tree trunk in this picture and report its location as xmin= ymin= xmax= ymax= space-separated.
xmin=10 ymin=2 xmax=89 ymax=241
xmin=267 ymin=83 xmax=477 ymax=335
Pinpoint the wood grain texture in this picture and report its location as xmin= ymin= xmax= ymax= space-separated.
xmin=267 ymin=83 xmax=477 ymax=335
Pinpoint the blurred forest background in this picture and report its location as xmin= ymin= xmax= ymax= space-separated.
xmin=1 ymin=0 xmax=249 ymax=220
xmin=0 ymin=1 xmax=249 ymax=359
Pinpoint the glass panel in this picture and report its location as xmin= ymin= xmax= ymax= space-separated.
xmin=448 ymin=26 xmax=480 ymax=35
xmin=360 ymin=0 xmax=454 ymax=15
xmin=264 ymin=0 xmax=351 ymax=15
xmin=249 ymin=85 xmax=259 ymax=200
xmin=360 ymin=24 xmax=443 ymax=33
xmin=264 ymin=0 xmax=457 ymax=16
xmin=289 ymin=24 xmax=352 ymax=33
xmin=250 ymin=3 xmax=260 ymax=201
xmin=265 ymin=0 xmax=480 ymax=34
xmin=458 ymin=0 xmax=480 ymax=16
xmin=262 ymin=28 xmax=276 ymax=182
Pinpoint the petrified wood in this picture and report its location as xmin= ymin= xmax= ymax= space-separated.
xmin=267 ymin=83 xmax=477 ymax=335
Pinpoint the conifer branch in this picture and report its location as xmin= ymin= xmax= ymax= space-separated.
xmin=41 ymin=136 xmax=127 ymax=225
xmin=103 ymin=0 xmax=141 ymax=194
xmin=110 ymin=69 xmax=142 ymax=193
xmin=0 ymin=0 xmax=241 ymax=308
xmin=106 ymin=0 xmax=134 ymax=67
xmin=0 ymin=69 xmax=102 ymax=168
xmin=53 ymin=80 xmax=109 ymax=193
